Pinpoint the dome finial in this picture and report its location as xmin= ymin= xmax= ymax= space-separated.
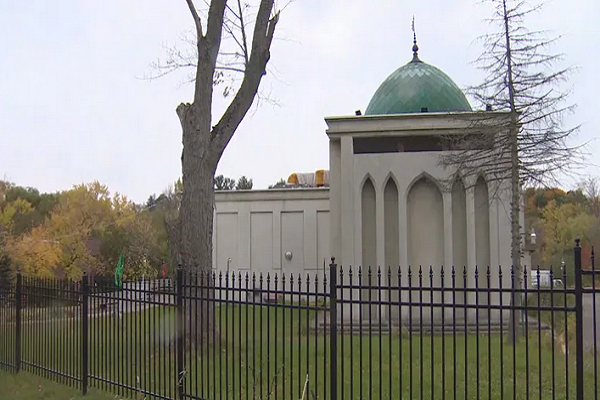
xmin=411 ymin=16 xmax=420 ymax=62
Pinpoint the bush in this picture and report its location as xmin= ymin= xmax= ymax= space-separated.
xmin=0 ymin=254 xmax=14 ymax=296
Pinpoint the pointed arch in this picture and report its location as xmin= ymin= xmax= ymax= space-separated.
xmin=461 ymin=170 xmax=494 ymax=192
xmin=404 ymin=171 xmax=444 ymax=201
xmin=381 ymin=171 xmax=399 ymax=194
xmin=450 ymin=171 xmax=467 ymax=191
xmin=359 ymin=173 xmax=377 ymax=195
xmin=407 ymin=176 xmax=444 ymax=277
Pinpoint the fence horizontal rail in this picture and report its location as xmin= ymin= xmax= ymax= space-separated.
xmin=337 ymin=283 xmax=575 ymax=294
xmin=336 ymin=299 xmax=576 ymax=312
xmin=22 ymin=360 xmax=82 ymax=382
xmin=88 ymin=293 xmax=174 ymax=308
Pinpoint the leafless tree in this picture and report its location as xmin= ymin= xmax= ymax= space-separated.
xmin=438 ymin=0 xmax=583 ymax=343
xmin=580 ymin=177 xmax=600 ymax=218
xmin=167 ymin=0 xmax=280 ymax=271
xmin=151 ymin=0 xmax=282 ymax=342
xmin=148 ymin=1 xmax=287 ymax=105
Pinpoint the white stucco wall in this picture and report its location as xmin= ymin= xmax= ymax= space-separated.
xmin=212 ymin=189 xmax=331 ymax=279
xmin=209 ymin=111 xmax=522 ymax=325
xmin=326 ymin=112 xmax=517 ymax=322
xmin=326 ymin=113 xmax=515 ymax=273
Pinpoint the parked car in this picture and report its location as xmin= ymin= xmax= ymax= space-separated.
xmin=531 ymin=270 xmax=563 ymax=288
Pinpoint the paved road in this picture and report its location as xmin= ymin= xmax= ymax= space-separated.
xmin=582 ymin=292 xmax=600 ymax=353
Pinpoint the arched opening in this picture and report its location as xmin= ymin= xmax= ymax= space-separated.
xmin=384 ymin=178 xmax=399 ymax=270
xmin=407 ymin=177 xmax=444 ymax=272
xmin=475 ymin=176 xmax=490 ymax=305
xmin=407 ymin=177 xmax=444 ymax=323
xmin=452 ymin=178 xmax=467 ymax=308
xmin=384 ymin=178 xmax=399 ymax=321
xmin=361 ymin=178 xmax=377 ymax=320
xmin=362 ymin=178 xmax=377 ymax=269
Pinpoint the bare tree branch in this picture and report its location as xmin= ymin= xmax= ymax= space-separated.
xmin=185 ymin=0 xmax=204 ymax=38
xmin=193 ymin=0 xmax=227 ymax=106
xmin=210 ymin=0 xmax=279 ymax=154
xmin=145 ymin=0 xmax=285 ymax=108
xmin=236 ymin=0 xmax=250 ymax=65
xmin=441 ymin=0 xmax=583 ymax=191
xmin=438 ymin=0 xmax=585 ymax=344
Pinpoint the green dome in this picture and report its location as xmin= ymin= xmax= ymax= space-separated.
xmin=365 ymin=57 xmax=472 ymax=115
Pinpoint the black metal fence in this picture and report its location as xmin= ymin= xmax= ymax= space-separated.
xmin=0 ymin=240 xmax=598 ymax=400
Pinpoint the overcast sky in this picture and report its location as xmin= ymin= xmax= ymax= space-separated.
xmin=1 ymin=0 xmax=598 ymax=203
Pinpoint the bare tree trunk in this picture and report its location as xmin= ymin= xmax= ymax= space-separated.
xmin=178 ymin=103 xmax=219 ymax=345
xmin=168 ymin=0 xmax=278 ymax=346
xmin=179 ymin=113 xmax=216 ymax=271
xmin=504 ymin=0 xmax=522 ymax=344
xmin=507 ymin=113 xmax=523 ymax=344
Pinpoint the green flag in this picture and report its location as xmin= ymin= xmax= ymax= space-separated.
xmin=115 ymin=252 xmax=124 ymax=287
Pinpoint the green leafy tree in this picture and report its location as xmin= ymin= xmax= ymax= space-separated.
xmin=540 ymin=200 xmax=596 ymax=282
xmin=0 ymin=197 xmax=34 ymax=234
xmin=0 ymin=254 xmax=11 ymax=297
xmin=123 ymin=212 xmax=164 ymax=280
xmin=0 ymin=221 xmax=13 ymax=295
xmin=7 ymin=224 xmax=63 ymax=278
xmin=1 ymin=184 xmax=59 ymax=234
xmin=144 ymin=180 xmax=184 ymax=272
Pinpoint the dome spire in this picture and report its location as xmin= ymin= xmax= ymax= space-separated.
xmin=411 ymin=16 xmax=421 ymax=62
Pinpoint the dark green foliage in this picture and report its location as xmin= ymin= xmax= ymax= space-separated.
xmin=235 ymin=175 xmax=253 ymax=190
xmin=268 ymin=177 xmax=287 ymax=189
xmin=214 ymin=174 xmax=236 ymax=190
xmin=0 ymin=254 xmax=12 ymax=295
xmin=0 ymin=181 xmax=59 ymax=235
xmin=146 ymin=194 xmax=158 ymax=209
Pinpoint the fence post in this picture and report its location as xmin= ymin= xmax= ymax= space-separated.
xmin=15 ymin=266 xmax=22 ymax=373
xmin=176 ymin=267 xmax=184 ymax=400
xmin=329 ymin=257 xmax=338 ymax=400
xmin=574 ymin=238 xmax=584 ymax=400
xmin=82 ymin=273 xmax=89 ymax=395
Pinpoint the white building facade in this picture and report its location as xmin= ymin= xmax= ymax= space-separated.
xmin=211 ymin=42 xmax=524 ymax=324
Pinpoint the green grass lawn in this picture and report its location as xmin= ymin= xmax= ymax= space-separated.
xmin=1 ymin=302 xmax=599 ymax=400
xmin=182 ymin=304 xmax=599 ymax=400
xmin=0 ymin=370 xmax=120 ymax=400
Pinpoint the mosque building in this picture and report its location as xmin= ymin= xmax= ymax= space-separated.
xmin=212 ymin=37 xmax=525 ymax=321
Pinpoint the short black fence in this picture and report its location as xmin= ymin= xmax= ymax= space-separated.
xmin=0 ymin=240 xmax=598 ymax=400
